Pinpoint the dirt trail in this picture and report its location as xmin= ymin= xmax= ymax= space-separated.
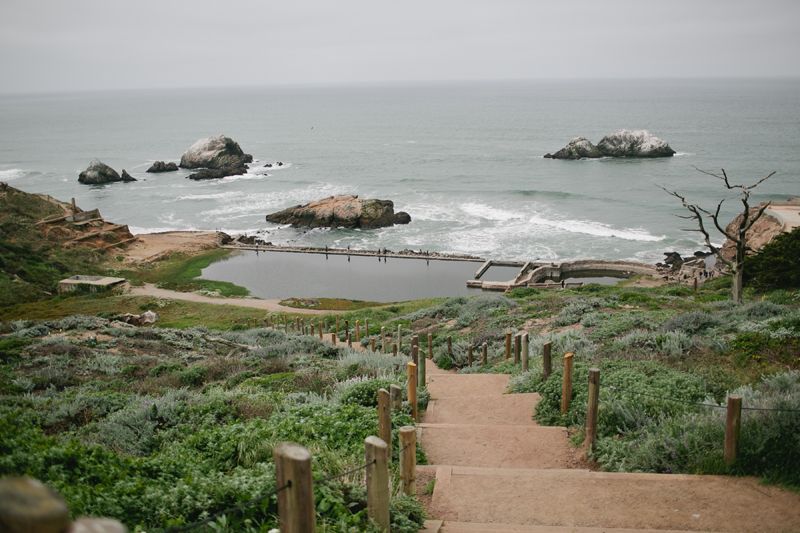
xmin=418 ymin=363 xmax=800 ymax=533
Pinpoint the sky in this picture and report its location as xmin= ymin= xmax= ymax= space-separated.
xmin=1 ymin=0 xmax=799 ymax=94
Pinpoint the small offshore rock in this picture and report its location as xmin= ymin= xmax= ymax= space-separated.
xmin=394 ymin=211 xmax=411 ymax=225
xmin=146 ymin=161 xmax=179 ymax=173
xmin=663 ymin=251 xmax=682 ymax=265
xmin=596 ymin=129 xmax=676 ymax=157
xmin=120 ymin=169 xmax=137 ymax=182
xmin=179 ymin=134 xmax=253 ymax=170
xmin=78 ymin=158 xmax=121 ymax=184
xmin=186 ymin=167 xmax=248 ymax=180
xmin=266 ymin=194 xmax=411 ymax=229
xmin=543 ymin=137 xmax=605 ymax=159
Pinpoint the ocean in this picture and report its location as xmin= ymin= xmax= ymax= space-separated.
xmin=1 ymin=79 xmax=798 ymax=267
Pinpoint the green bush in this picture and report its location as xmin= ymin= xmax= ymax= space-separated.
xmin=339 ymin=378 xmax=398 ymax=407
xmin=744 ymin=227 xmax=800 ymax=289
xmin=179 ymin=365 xmax=207 ymax=387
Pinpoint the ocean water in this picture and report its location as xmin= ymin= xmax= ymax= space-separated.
xmin=1 ymin=79 xmax=798 ymax=265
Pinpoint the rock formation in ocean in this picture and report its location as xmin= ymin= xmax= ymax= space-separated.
xmin=186 ymin=167 xmax=248 ymax=181
xmin=78 ymin=158 xmax=122 ymax=184
xmin=120 ymin=170 xmax=137 ymax=182
xmin=545 ymin=130 xmax=675 ymax=159
xmin=179 ymin=135 xmax=253 ymax=170
xmin=543 ymin=137 xmax=604 ymax=159
xmin=266 ymin=194 xmax=411 ymax=229
xmin=146 ymin=161 xmax=179 ymax=173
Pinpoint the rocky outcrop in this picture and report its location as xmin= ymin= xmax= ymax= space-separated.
xmin=179 ymin=135 xmax=253 ymax=170
xmin=266 ymin=195 xmax=411 ymax=229
xmin=78 ymin=158 xmax=122 ymax=184
xmin=545 ymin=130 xmax=675 ymax=159
xmin=120 ymin=170 xmax=137 ymax=182
xmin=543 ymin=137 xmax=604 ymax=159
xmin=720 ymin=207 xmax=782 ymax=262
xmin=186 ymin=167 xmax=248 ymax=181
xmin=146 ymin=161 xmax=179 ymax=173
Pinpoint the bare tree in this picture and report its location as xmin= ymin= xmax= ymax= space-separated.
xmin=660 ymin=168 xmax=776 ymax=303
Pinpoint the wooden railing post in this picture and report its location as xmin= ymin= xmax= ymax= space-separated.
xmin=408 ymin=362 xmax=418 ymax=421
xmin=467 ymin=343 xmax=473 ymax=367
xmin=447 ymin=335 xmax=452 ymax=356
xmin=365 ymin=319 xmax=369 ymax=340
xmin=336 ymin=315 xmax=339 ymax=333
xmin=725 ymin=396 xmax=743 ymax=465
xmin=505 ymin=331 xmax=512 ymax=360
xmin=586 ymin=368 xmax=600 ymax=451
xmin=412 ymin=335 xmax=419 ymax=355
xmin=561 ymin=352 xmax=574 ymax=414
xmin=514 ymin=333 xmax=521 ymax=365
xmin=331 ymin=332 xmax=336 ymax=346
xmin=392 ymin=343 xmax=398 ymax=356
xmin=419 ymin=349 xmax=426 ymax=388
xmin=378 ymin=388 xmax=391 ymax=457
xmin=347 ymin=332 xmax=352 ymax=348
xmin=397 ymin=324 xmax=402 ymax=351
xmin=428 ymin=333 xmax=433 ymax=360
xmin=356 ymin=320 xmax=360 ymax=343
xmin=345 ymin=320 xmax=349 ymax=338
xmin=543 ymin=342 xmax=552 ymax=381
xmin=481 ymin=342 xmax=487 ymax=365
xmin=390 ymin=384 xmax=403 ymax=410
xmin=381 ymin=326 xmax=386 ymax=352
xmin=275 ymin=442 xmax=316 ymax=533
xmin=318 ymin=322 xmax=322 ymax=339
xmin=399 ymin=426 xmax=417 ymax=496
xmin=521 ymin=333 xmax=529 ymax=372
xmin=0 ymin=477 xmax=70 ymax=533
xmin=412 ymin=344 xmax=418 ymax=366
xmin=371 ymin=338 xmax=376 ymax=352
xmin=365 ymin=436 xmax=390 ymax=532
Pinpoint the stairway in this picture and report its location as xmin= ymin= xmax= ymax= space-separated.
xmin=417 ymin=363 xmax=800 ymax=533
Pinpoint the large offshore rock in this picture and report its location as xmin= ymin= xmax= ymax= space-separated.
xmin=596 ymin=129 xmax=676 ymax=157
xmin=266 ymin=194 xmax=411 ymax=229
xmin=146 ymin=161 xmax=179 ymax=173
xmin=543 ymin=137 xmax=604 ymax=159
xmin=179 ymin=135 xmax=253 ymax=170
xmin=78 ymin=158 xmax=122 ymax=184
xmin=186 ymin=167 xmax=248 ymax=180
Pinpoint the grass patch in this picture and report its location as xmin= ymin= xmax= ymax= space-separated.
xmin=279 ymin=297 xmax=384 ymax=311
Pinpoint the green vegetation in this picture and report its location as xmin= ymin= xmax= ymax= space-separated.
xmin=744 ymin=227 xmax=800 ymax=290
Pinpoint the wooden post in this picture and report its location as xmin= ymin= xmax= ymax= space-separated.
xmin=467 ymin=343 xmax=473 ymax=367
xmin=412 ymin=345 xmax=418 ymax=366
xmin=514 ymin=333 xmax=521 ymax=365
xmin=318 ymin=322 xmax=323 ymax=339
xmin=296 ymin=317 xmax=300 ymax=331
xmin=724 ymin=396 xmax=743 ymax=465
xmin=543 ymin=342 xmax=552 ymax=381
xmin=397 ymin=324 xmax=402 ymax=351
xmin=408 ymin=362 xmax=418 ymax=421
xmin=345 ymin=320 xmax=349 ymax=338
xmin=284 ymin=315 xmax=288 ymax=330
xmin=412 ymin=334 xmax=419 ymax=354
xmin=275 ymin=442 xmax=316 ymax=533
xmin=390 ymin=384 xmax=403 ymax=410
xmin=481 ymin=342 xmax=487 ymax=365
xmin=428 ymin=333 xmax=433 ymax=360
xmin=586 ymin=368 xmax=600 ymax=451
xmin=331 ymin=332 xmax=337 ymax=345
xmin=336 ymin=315 xmax=340 ymax=333
xmin=419 ymin=349 xmax=426 ymax=388
xmin=505 ymin=331 xmax=512 ymax=360
xmin=392 ymin=343 xmax=398 ymax=356
xmin=71 ymin=197 xmax=76 ymax=214
xmin=399 ymin=426 xmax=417 ymax=496
xmin=356 ymin=320 xmax=360 ymax=343
xmin=0 ymin=477 xmax=70 ymax=533
xmin=521 ymin=333 xmax=529 ymax=372
xmin=365 ymin=319 xmax=369 ymax=339
xmin=347 ymin=332 xmax=352 ymax=348
xmin=447 ymin=335 xmax=452 ymax=356
xmin=371 ymin=338 xmax=376 ymax=352
xmin=365 ymin=436 xmax=390 ymax=532
xmin=381 ymin=326 xmax=386 ymax=352
xmin=561 ymin=353 xmax=574 ymax=414
xmin=378 ymin=388 xmax=391 ymax=457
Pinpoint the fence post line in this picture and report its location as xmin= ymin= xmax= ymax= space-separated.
xmin=481 ymin=343 xmax=487 ymax=365
xmin=427 ymin=333 xmax=433 ymax=360
xmin=419 ymin=349 xmax=426 ymax=389
xmin=447 ymin=335 xmax=452 ymax=356
xmin=397 ymin=324 xmax=402 ymax=351
xmin=356 ymin=320 xmax=360 ymax=343
xmin=381 ymin=326 xmax=386 ymax=352
xmin=378 ymin=389 xmax=391 ymax=457
xmin=505 ymin=331 xmax=512 ymax=360
xmin=408 ymin=362 xmax=418 ymax=421
xmin=543 ymin=342 xmax=553 ymax=381
xmin=390 ymin=384 xmax=403 ymax=410
xmin=724 ymin=396 xmax=743 ymax=465
xmin=561 ymin=352 xmax=574 ymax=415
xmin=468 ymin=343 xmax=473 ymax=367
xmin=365 ymin=436 xmax=390 ymax=532
xmin=399 ymin=426 xmax=417 ymax=496
xmin=586 ymin=368 xmax=600 ymax=451
xmin=275 ymin=442 xmax=316 ymax=533
xmin=514 ymin=333 xmax=521 ymax=365
xmin=521 ymin=333 xmax=529 ymax=373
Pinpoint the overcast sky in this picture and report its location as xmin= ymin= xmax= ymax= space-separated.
xmin=1 ymin=0 xmax=798 ymax=94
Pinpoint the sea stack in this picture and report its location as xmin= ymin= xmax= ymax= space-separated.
xmin=179 ymin=135 xmax=253 ymax=170
xmin=78 ymin=158 xmax=123 ymax=184
xmin=266 ymin=194 xmax=411 ymax=229
xmin=545 ymin=130 xmax=675 ymax=159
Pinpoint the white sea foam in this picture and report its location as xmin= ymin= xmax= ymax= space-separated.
xmin=528 ymin=214 xmax=665 ymax=242
xmin=461 ymin=202 xmax=524 ymax=222
xmin=0 ymin=168 xmax=31 ymax=181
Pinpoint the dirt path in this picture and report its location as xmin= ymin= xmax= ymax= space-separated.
xmin=418 ymin=363 xmax=800 ymax=533
xmin=128 ymin=283 xmax=338 ymax=315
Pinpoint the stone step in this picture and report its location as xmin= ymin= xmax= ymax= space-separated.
xmin=427 ymin=466 xmax=800 ymax=533
xmin=423 ymin=393 xmax=541 ymax=426
xmin=418 ymin=424 xmax=576 ymax=469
